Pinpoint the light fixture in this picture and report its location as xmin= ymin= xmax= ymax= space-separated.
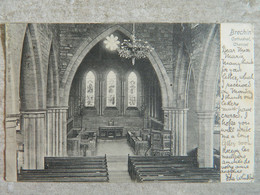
xmin=104 ymin=34 xmax=120 ymax=51
xmin=117 ymin=23 xmax=154 ymax=65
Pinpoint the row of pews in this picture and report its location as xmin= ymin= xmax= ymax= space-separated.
xmin=18 ymin=156 xmax=109 ymax=182
xmin=128 ymin=156 xmax=220 ymax=183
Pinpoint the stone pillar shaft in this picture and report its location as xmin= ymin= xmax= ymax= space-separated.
xmin=121 ymin=78 xmax=125 ymax=115
xmin=197 ymin=111 xmax=214 ymax=168
xmin=163 ymin=108 xmax=188 ymax=156
xmin=5 ymin=115 xmax=19 ymax=181
xmin=46 ymin=107 xmax=67 ymax=157
xmin=22 ymin=111 xmax=46 ymax=169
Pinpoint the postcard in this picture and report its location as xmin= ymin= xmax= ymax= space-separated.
xmin=3 ymin=23 xmax=254 ymax=184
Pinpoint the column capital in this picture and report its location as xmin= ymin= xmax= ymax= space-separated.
xmin=98 ymin=73 xmax=105 ymax=81
xmin=20 ymin=109 xmax=47 ymax=114
xmin=120 ymin=75 xmax=126 ymax=82
xmin=5 ymin=113 xmax=20 ymax=121
xmin=47 ymin=106 xmax=69 ymax=110
xmin=162 ymin=107 xmax=189 ymax=111
xmin=196 ymin=110 xmax=215 ymax=119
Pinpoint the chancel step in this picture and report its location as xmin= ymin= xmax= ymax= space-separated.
xmin=18 ymin=156 xmax=109 ymax=182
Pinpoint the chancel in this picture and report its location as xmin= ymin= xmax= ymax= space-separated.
xmin=5 ymin=23 xmax=220 ymax=182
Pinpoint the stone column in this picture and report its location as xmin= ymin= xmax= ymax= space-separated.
xmin=98 ymin=74 xmax=104 ymax=116
xmin=197 ymin=111 xmax=215 ymax=168
xmin=121 ymin=76 xmax=125 ymax=116
xmin=46 ymin=107 xmax=68 ymax=157
xmin=5 ymin=114 xmax=19 ymax=181
xmin=163 ymin=108 xmax=188 ymax=156
xmin=22 ymin=111 xmax=46 ymax=169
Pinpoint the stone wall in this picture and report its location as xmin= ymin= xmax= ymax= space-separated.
xmin=59 ymin=24 xmax=115 ymax=80
xmin=58 ymin=23 xmax=180 ymax=85
xmin=136 ymin=23 xmax=177 ymax=83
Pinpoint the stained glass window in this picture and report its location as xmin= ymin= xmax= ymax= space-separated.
xmin=128 ymin=72 xmax=137 ymax=107
xmin=106 ymin=71 xmax=116 ymax=107
xmin=85 ymin=71 xmax=95 ymax=107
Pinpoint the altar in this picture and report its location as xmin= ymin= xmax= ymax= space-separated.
xmin=99 ymin=126 xmax=124 ymax=139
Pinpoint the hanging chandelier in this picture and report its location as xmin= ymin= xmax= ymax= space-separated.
xmin=117 ymin=23 xmax=154 ymax=65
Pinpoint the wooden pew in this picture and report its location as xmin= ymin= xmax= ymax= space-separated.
xmin=128 ymin=155 xmax=219 ymax=183
xmin=19 ymin=177 xmax=109 ymax=182
xmin=19 ymin=155 xmax=109 ymax=182
xmin=137 ymin=168 xmax=220 ymax=183
xmin=138 ymin=173 xmax=220 ymax=183
xmin=19 ymin=172 xmax=108 ymax=178
xmin=128 ymin=155 xmax=197 ymax=180
xmin=20 ymin=168 xmax=108 ymax=173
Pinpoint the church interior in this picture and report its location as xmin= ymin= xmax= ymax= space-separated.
xmin=5 ymin=23 xmax=220 ymax=182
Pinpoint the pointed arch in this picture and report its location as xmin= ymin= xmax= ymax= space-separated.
xmin=20 ymin=27 xmax=39 ymax=110
xmin=60 ymin=25 xmax=173 ymax=108
xmin=27 ymin=24 xmax=46 ymax=109
xmin=46 ymin=43 xmax=60 ymax=107
xmin=46 ymin=44 xmax=54 ymax=107
xmin=185 ymin=64 xmax=197 ymax=109
xmin=173 ymin=42 xmax=191 ymax=108
xmin=196 ymin=24 xmax=220 ymax=111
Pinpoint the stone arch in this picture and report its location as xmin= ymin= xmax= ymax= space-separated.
xmin=196 ymin=24 xmax=220 ymax=111
xmin=26 ymin=24 xmax=46 ymax=109
xmin=20 ymin=27 xmax=39 ymax=110
xmin=46 ymin=43 xmax=60 ymax=107
xmin=172 ymin=42 xmax=190 ymax=108
xmin=60 ymin=25 xmax=173 ymax=108
xmin=186 ymin=65 xmax=197 ymax=109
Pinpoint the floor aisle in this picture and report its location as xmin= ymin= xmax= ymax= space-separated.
xmin=96 ymin=139 xmax=134 ymax=156
xmin=96 ymin=139 xmax=134 ymax=183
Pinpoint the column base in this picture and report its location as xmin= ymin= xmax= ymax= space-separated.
xmin=21 ymin=110 xmax=46 ymax=169
xmin=163 ymin=108 xmax=188 ymax=156
xmin=46 ymin=107 xmax=68 ymax=157
xmin=197 ymin=111 xmax=215 ymax=168
xmin=5 ymin=114 xmax=19 ymax=181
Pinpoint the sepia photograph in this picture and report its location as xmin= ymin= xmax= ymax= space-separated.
xmin=5 ymin=23 xmax=221 ymax=183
